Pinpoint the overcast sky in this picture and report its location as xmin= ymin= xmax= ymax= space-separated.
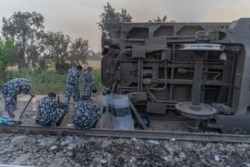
xmin=0 ymin=0 xmax=250 ymax=52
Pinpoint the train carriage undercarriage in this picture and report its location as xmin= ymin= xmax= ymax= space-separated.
xmin=101 ymin=18 xmax=250 ymax=134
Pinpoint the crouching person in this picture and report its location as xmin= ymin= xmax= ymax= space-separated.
xmin=36 ymin=92 xmax=68 ymax=126
xmin=73 ymin=100 xmax=102 ymax=129
xmin=1 ymin=78 xmax=34 ymax=120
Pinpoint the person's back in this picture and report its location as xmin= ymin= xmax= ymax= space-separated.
xmin=82 ymin=67 xmax=93 ymax=85
xmin=36 ymin=92 xmax=67 ymax=126
xmin=66 ymin=67 xmax=79 ymax=86
xmin=73 ymin=100 xmax=102 ymax=129
xmin=2 ymin=78 xmax=31 ymax=97
xmin=82 ymin=66 xmax=94 ymax=100
xmin=1 ymin=78 xmax=33 ymax=119
xmin=65 ymin=65 xmax=82 ymax=105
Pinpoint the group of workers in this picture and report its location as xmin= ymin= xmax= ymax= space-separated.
xmin=0 ymin=65 xmax=103 ymax=129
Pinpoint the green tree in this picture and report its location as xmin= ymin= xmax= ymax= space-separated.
xmin=0 ymin=38 xmax=17 ymax=85
xmin=42 ymin=31 xmax=70 ymax=72
xmin=42 ymin=31 xmax=91 ymax=73
xmin=148 ymin=15 xmax=175 ymax=23
xmin=69 ymin=38 xmax=90 ymax=66
xmin=97 ymin=2 xmax=132 ymax=37
xmin=2 ymin=11 xmax=44 ymax=70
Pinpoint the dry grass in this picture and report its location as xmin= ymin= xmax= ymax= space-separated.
xmin=86 ymin=60 xmax=101 ymax=70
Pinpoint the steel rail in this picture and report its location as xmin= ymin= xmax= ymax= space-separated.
xmin=1 ymin=125 xmax=250 ymax=143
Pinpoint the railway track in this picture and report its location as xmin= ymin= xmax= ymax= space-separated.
xmin=1 ymin=124 xmax=250 ymax=144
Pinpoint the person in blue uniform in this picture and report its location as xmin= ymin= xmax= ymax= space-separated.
xmin=64 ymin=65 xmax=83 ymax=106
xmin=73 ymin=100 xmax=103 ymax=129
xmin=36 ymin=92 xmax=68 ymax=126
xmin=82 ymin=66 xmax=94 ymax=100
xmin=1 ymin=78 xmax=34 ymax=119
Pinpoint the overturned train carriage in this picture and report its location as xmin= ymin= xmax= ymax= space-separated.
xmin=101 ymin=18 xmax=250 ymax=134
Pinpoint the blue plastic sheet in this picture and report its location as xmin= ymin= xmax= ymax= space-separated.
xmin=0 ymin=116 xmax=12 ymax=125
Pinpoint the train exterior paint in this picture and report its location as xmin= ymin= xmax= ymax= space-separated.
xmin=101 ymin=18 xmax=250 ymax=134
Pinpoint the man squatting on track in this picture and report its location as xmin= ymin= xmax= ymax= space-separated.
xmin=73 ymin=98 xmax=103 ymax=129
xmin=36 ymin=91 xmax=68 ymax=126
xmin=36 ymin=93 xmax=103 ymax=128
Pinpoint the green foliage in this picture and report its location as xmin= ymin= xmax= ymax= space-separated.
xmin=92 ymin=69 xmax=101 ymax=76
xmin=2 ymin=11 xmax=45 ymax=70
xmin=70 ymin=38 xmax=90 ymax=65
xmin=1 ymin=11 xmax=93 ymax=73
xmin=97 ymin=2 xmax=132 ymax=37
xmin=6 ymin=69 xmax=66 ymax=94
xmin=5 ymin=69 xmax=103 ymax=95
xmin=41 ymin=31 xmax=90 ymax=73
xmin=148 ymin=15 xmax=175 ymax=23
xmin=92 ymin=69 xmax=102 ymax=94
xmin=42 ymin=31 xmax=71 ymax=72
xmin=0 ymin=39 xmax=17 ymax=85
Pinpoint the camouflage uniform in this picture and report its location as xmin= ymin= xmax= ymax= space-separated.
xmin=65 ymin=67 xmax=81 ymax=105
xmin=73 ymin=101 xmax=102 ymax=129
xmin=82 ymin=70 xmax=94 ymax=100
xmin=1 ymin=78 xmax=31 ymax=113
xmin=36 ymin=97 xmax=68 ymax=126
